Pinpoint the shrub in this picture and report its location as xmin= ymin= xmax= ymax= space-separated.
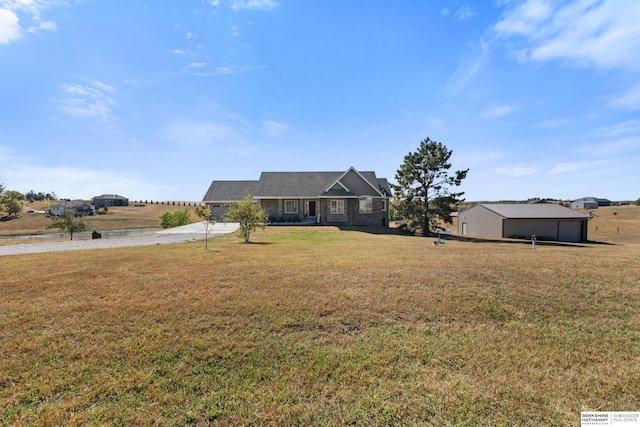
xmin=160 ymin=209 xmax=194 ymax=229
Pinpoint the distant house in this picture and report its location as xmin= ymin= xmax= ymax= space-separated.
xmin=50 ymin=201 xmax=95 ymax=217
xmin=92 ymin=194 xmax=129 ymax=208
xmin=203 ymin=167 xmax=392 ymax=227
xmin=458 ymin=203 xmax=591 ymax=242
xmin=570 ymin=197 xmax=611 ymax=209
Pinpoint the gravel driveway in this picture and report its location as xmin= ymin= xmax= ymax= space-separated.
xmin=0 ymin=222 xmax=239 ymax=256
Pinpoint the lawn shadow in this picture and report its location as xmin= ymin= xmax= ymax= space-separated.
xmin=435 ymin=234 xmax=620 ymax=248
xmin=335 ymin=226 xmax=620 ymax=248
xmin=336 ymin=226 xmax=409 ymax=236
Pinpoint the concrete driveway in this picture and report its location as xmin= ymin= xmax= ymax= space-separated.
xmin=157 ymin=222 xmax=239 ymax=235
xmin=0 ymin=222 xmax=240 ymax=256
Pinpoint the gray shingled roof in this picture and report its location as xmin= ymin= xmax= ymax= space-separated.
xmin=203 ymin=169 xmax=391 ymax=201
xmin=375 ymin=177 xmax=392 ymax=196
xmin=202 ymin=180 xmax=258 ymax=202
xmin=480 ymin=203 xmax=590 ymax=219
xmin=255 ymin=172 xmax=343 ymax=198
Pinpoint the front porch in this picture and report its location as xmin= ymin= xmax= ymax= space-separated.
xmin=260 ymin=198 xmax=320 ymax=223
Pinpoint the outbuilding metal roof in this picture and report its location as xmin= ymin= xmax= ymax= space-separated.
xmin=479 ymin=203 xmax=591 ymax=219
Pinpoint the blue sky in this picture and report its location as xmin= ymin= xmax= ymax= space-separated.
xmin=1 ymin=0 xmax=639 ymax=202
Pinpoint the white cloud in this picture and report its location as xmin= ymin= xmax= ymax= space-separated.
xmin=0 ymin=7 xmax=20 ymax=43
xmin=53 ymin=80 xmax=119 ymax=123
xmin=494 ymin=0 xmax=553 ymax=36
xmin=262 ymin=119 xmax=288 ymax=136
xmin=428 ymin=116 xmax=445 ymax=127
xmin=0 ymin=0 xmax=61 ymax=43
xmin=214 ymin=64 xmax=250 ymax=75
xmin=215 ymin=66 xmax=233 ymax=75
xmin=494 ymin=0 xmax=640 ymax=72
xmin=547 ymin=162 xmax=578 ymax=175
xmin=578 ymin=120 xmax=640 ymax=156
xmin=482 ymin=104 xmax=519 ymax=118
xmin=443 ymin=38 xmax=490 ymax=95
xmin=441 ymin=8 xmax=450 ymax=16
xmin=187 ymin=61 xmax=207 ymax=68
xmin=31 ymin=19 xmax=55 ymax=32
xmin=595 ymin=119 xmax=640 ymax=138
xmin=231 ymin=0 xmax=278 ymax=11
xmin=454 ymin=6 xmax=474 ymax=21
xmin=608 ymin=85 xmax=640 ymax=111
xmin=159 ymin=119 xmax=245 ymax=146
xmin=496 ymin=166 xmax=536 ymax=177
xmin=533 ymin=118 xmax=568 ymax=128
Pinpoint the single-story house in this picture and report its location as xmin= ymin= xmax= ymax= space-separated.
xmin=458 ymin=203 xmax=591 ymax=242
xmin=50 ymin=201 xmax=95 ymax=217
xmin=570 ymin=197 xmax=611 ymax=209
xmin=91 ymin=194 xmax=129 ymax=208
xmin=203 ymin=167 xmax=392 ymax=227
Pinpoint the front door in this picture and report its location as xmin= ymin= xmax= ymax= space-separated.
xmin=308 ymin=201 xmax=316 ymax=217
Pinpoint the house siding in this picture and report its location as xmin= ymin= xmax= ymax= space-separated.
xmin=209 ymin=203 xmax=229 ymax=220
xmin=320 ymin=198 xmax=388 ymax=227
xmin=350 ymin=198 xmax=388 ymax=226
xmin=260 ymin=199 xmax=279 ymax=217
xmin=322 ymin=199 xmax=349 ymax=224
xmin=260 ymin=199 xmax=314 ymax=221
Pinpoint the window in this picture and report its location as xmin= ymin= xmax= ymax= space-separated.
xmin=284 ymin=200 xmax=298 ymax=214
xmin=381 ymin=199 xmax=387 ymax=211
xmin=359 ymin=197 xmax=372 ymax=214
xmin=330 ymin=199 xmax=344 ymax=214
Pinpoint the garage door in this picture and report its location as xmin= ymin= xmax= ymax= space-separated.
xmin=558 ymin=221 xmax=582 ymax=242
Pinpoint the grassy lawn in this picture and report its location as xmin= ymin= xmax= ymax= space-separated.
xmin=1 ymin=208 xmax=639 ymax=425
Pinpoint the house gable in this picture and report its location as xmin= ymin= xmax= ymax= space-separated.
xmin=322 ymin=181 xmax=351 ymax=197
xmin=323 ymin=167 xmax=383 ymax=197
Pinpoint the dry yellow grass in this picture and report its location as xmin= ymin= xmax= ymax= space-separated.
xmin=0 ymin=202 xmax=198 ymax=239
xmin=588 ymin=205 xmax=640 ymax=245
xmin=1 ymin=208 xmax=639 ymax=425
